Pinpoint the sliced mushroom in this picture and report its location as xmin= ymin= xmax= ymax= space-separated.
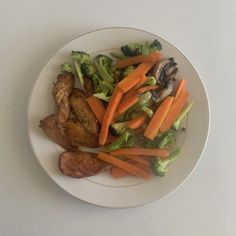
xmin=152 ymin=79 xmax=174 ymax=103
xmin=153 ymin=58 xmax=178 ymax=85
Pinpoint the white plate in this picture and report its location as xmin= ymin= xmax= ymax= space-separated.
xmin=28 ymin=27 xmax=210 ymax=208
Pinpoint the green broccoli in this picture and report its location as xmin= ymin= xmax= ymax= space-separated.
xmin=121 ymin=40 xmax=162 ymax=57
xmin=94 ymin=55 xmax=114 ymax=83
xmin=81 ymin=63 xmax=100 ymax=87
xmin=146 ymin=131 xmax=176 ymax=148
xmin=60 ymin=63 xmax=74 ymax=74
xmin=141 ymin=106 xmax=153 ymax=118
xmin=110 ymin=52 xmax=127 ymax=59
xmin=152 ymin=149 xmax=181 ymax=176
xmin=121 ymin=43 xmax=143 ymax=56
xmin=149 ymin=39 xmax=162 ymax=52
xmin=145 ymin=76 xmax=157 ymax=86
xmin=110 ymin=121 xmax=128 ymax=136
xmin=106 ymin=130 xmax=131 ymax=152
xmin=71 ymin=51 xmax=90 ymax=89
xmin=172 ymin=102 xmax=194 ymax=130
xmin=122 ymin=65 xmax=135 ymax=78
xmin=93 ymin=93 xmax=110 ymax=102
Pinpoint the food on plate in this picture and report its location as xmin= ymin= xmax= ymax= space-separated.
xmin=40 ymin=39 xmax=193 ymax=179
xmin=53 ymin=72 xmax=75 ymax=124
xmin=59 ymin=151 xmax=108 ymax=178
xmin=63 ymin=119 xmax=99 ymax=148
xmin=39 ymin=114 xmax=78 ymax=151
xmin=69 ymin=88 xmax=99 ymax=134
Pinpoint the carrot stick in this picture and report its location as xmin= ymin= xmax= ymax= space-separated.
xmin=137 ymin=85 xmax=159 ymax=94
xmin=116 ymin=51 xmax=162 ymax=69
xmin=118 ymin=62 xmax=157 ymax=94
xmin=126 ymin=115 xmax=146 ymax=129
xmin=144 ymin=96 xmax=174 ymax=140
xmin=117 ymin=93 xmax=139 ymax=114
xmin=98 ymin=152 xmax=150 ymax=178
xmin=175 ymin=79 xmax=186 ymax=100
xmin=110 ymin=148 xmax=169 ymax=158
xmin=160 ymin=90 xmax=189 ymax=132
xmin=111 ymin=167 xmax=130 ymax=179
xmin=86 ymin=96 xmax=106 ymax=124
xmin=136 ymin=75 xmax=148 ymax=87
xmin=126 ymin=155 xmax=150 ymax=166
xmin=99 ymin=87 xmax=123 ymax=145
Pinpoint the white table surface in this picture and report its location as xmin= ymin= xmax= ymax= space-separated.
xmin=0 ymin=0 xmax=235 ymax=235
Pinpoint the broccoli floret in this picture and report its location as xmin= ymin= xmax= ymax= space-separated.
xmin=149 ymin=39 xmax=162 ymax=52
xmin=141 ymin=106 xmax=153 ymax=118
xmin=93 ymin=93 xmax=110 ymax=102
xmin=147 ymin=131 xmax=176 ymax=148
xmin=121 ymin=43 xmax=143 ymax=56
xmin=172 ymin=102 xmax=194 ymax=130
xmin=110 ymin=52 xmax=127 ymax=59
xmin=71 ymin=51 xmax=90 ymax=89
xmin=122 ymin=66 xmax=135 ymax=78
xmin=145 ymin=76 xmax=157 ymax=86
xmin=94 ymin=55 xmax=114 ymax=83
xmin=110 ymin=121 xmax=128 ymax=136
xmin=106 ymin=130 xmax=131 ymax=152
xmin=60 ymin=63 xmax=74 ymax=74
xmin=121 ymin=40 xmax=162 ymax=57
xmin=152 ymin=149 xmax=181 ymax=176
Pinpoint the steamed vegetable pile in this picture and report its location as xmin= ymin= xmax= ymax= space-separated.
xmin=43 ymin=39 xmax=193 ymax=179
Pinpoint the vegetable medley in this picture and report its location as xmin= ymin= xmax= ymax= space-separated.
xmin=40 ymin=39 xmax=193 ymax=179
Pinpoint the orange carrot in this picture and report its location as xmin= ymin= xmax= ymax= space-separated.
xmin=144 ymin=96 xmax=174 ymax=140
xmin=136 ymin=75 xmax=148 ymax=87
xmin=99 ymin=87 xmax=123 ymax=145
xmin=116 ymin=51 xmax=162 ymax=69
xmin=160 ymin=90 xmax=189 ymax=132
xmin=175 ymin=79 xmax=186 ymax=100
xmin=118 ymin=62 xmax=157 ymax=94
xmin=126 ymin=115 xmax=146 ymax=129
xmin=117 ymin=93 xmax=139 ymax=114
xmin=110 ymin=148 xmax=169 ymax=158
xmin=137 ymin=85 xmax=159 ymax=94
xmin=111 ymin=167 xmax=130 ymax=179
xmin=86 ymin=96 xmax=106 ymax=124
xmin=98 ymin=152 xmax=150 ymax=178
xmin=126 ymin=155 xmax=150 ymax=166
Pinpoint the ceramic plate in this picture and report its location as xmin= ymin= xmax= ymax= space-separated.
xmin=28 ymin=27 xmax=210 ymax=208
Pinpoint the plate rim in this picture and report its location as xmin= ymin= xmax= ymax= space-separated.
xmin=27 ymin=26 xmax=211 ymax=208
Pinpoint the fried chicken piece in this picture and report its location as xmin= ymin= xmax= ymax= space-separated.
xmin=59 ymin=151 xmax=108 ymax=178
xmin=53 ymin=72 xmax=75 ymax=124
xmin=39 ymin=114 xmax=78 ymax=151
xmin=63 ymin=119 xmax=99 ymax=148
xmin=70 ymin=88 xmax=99 ymax=134
xmin=84 ymin=78 xmax=94 ymax=97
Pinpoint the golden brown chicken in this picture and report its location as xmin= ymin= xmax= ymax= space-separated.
xmin=53 ymin=72 xmax=75 ymax=124
xmin=39 ymin=114 xmax=78 ymax=151
xmin=63 ymin=119 xmax=99 ymax=148
xmin=84 ymin=78 xmax=94 ymax=97
xmin=69 ymin=88 xmax=99 ymax=134
xmin=59 ymin=151 xmax=108 ymax=178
